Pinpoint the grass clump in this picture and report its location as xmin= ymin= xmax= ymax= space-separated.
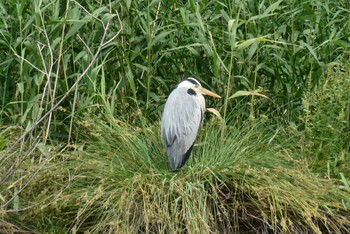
xmin=1 ymin=116 xmax=349 ymax=233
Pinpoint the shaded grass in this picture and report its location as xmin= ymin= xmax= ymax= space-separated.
xmin=1 ymin=115 xmax=349 ymax=233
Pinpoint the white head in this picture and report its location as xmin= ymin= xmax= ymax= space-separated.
xmin=178 ymin=77 xmax=202 ymax=88
xmin=177 ymin=77 xmax=221 ymax=98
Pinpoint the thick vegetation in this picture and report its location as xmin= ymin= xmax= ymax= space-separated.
xmin=0 ymin=0 xmax=349 ymax=233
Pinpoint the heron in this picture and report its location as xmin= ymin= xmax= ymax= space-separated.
xmin=161 ymin=77 xmax=221 ymax=170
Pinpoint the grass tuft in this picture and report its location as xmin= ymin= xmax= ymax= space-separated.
xmin=1 ymin=116 xmax=349 ymax=233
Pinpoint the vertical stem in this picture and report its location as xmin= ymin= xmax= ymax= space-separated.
xmin=223 ymin=53 xmax=235 ymax=122
xmin=17 ymin=3 xmax=24 ymax=124
xmin=146 ymin=1 xmax=151 ymax=111
xmin=222 ymin=3 xmax=241 ymax=123
xmin=146 ymin=1 xmax=161 ymax=111
xmin=250 ymin=51 xmax=258 ymax=121
xmin=221 ymin=3 xmax=242 ymax=138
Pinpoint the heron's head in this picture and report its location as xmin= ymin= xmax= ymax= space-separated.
xmin=178 ymin=77 xmax=221 ymax=98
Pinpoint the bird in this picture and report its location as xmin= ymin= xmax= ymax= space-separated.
xmin=161 ymin=77 xmax=221 ymax=170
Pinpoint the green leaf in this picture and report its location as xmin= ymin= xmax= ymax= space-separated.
xmin=340 ymin=173 xmax=350 ymax=193
xmin=66 ymin=19 xmax=89 ymax=39
xmin=125 ymin=0 xmax=132 ymax=10
xmin=236 ymin=38 xmax=259 ymax=51
xmin=229 ymin=90 xmax=269 ymax=100
xmin=127 ymin=64 xmax=137 ymax=101
xmin=299 ymin=40 xmax=320 ymax=64
xmin=249 ymin=0 xmax=283 ymax=21
xmin=149 ymin=29 xmax=176 ymax=48
xmin=37 ymin=143 xmax=51 ymax=158
xmin=17 ymin=82 xmax=24 ymax=94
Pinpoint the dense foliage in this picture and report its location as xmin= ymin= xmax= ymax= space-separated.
xmin=1 ymin=0 xmax=349 ymax=126
xmin=0 ymin=0 xmax=349 ymax=232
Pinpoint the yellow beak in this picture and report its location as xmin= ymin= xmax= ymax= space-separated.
xmin=195 ymin=87 xmax=221 ymax=98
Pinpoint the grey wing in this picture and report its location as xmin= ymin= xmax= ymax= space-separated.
xmin=161 ymin=88 xmax=203 ymax=170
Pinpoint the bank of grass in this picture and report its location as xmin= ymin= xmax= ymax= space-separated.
xmin=1 ymin=113 xmax=349 ymax=233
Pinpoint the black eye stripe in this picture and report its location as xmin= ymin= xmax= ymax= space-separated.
xmin=187 ymin=88 xmax=197 ymax=96
xmin=185 ymin=78 xmax=200 ymax=86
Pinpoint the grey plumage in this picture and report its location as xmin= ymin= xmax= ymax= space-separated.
xmin=161 ymin=78 xmax=220 ymax=170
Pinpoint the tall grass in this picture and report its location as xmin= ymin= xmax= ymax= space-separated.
xmin=1 ymin=0 xmax=349 ymax=127
xmin=1 ymin=115 xmax=349 ymax=233
xmin=299 ymin=64 xmax=350 ymax=178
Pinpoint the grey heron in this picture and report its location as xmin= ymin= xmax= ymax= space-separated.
xmin=161 ymin=78 xmax=221 ymax=170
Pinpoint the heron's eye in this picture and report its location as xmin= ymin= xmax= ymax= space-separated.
xmin=187 ymin=88 xmax=197 ymax=96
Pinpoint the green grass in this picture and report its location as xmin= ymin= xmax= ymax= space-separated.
xmin=1 ymin=0 xmax=350 ymax=127
xmin=1 ymin=113 xmax=349 ymax=233
xmin=299 ymin=65 xmax=350 ymax=178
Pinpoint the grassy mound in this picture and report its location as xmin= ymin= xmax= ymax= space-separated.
xmin=1 ymin=117 xmax=349 ymax=233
